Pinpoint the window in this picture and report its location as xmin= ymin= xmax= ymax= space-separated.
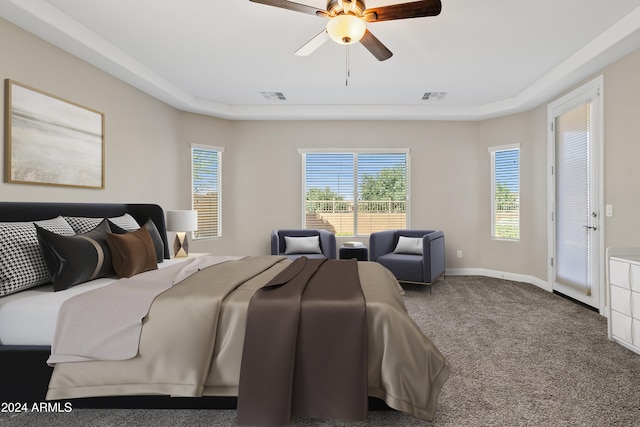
xmin=300 ymin=149 xmax=410 ymax=236
xmin=489 ymin=144 xmax=520 ymax=240
xmin=191 ymin=144 xmax=223 ymax=239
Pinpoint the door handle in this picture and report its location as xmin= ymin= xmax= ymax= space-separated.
xmin=583 ymin=225 xmax=597 ymax=231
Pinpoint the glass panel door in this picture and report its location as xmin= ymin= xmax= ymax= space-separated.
xmin=552 ymin=98 xmax=600 ymax=308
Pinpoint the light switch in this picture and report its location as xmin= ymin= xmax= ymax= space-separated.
xmin=606 ymin=204 xmax=613 ymax=217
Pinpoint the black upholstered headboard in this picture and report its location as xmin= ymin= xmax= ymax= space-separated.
xmin=0 ymin=202 xmax=170 ymax=259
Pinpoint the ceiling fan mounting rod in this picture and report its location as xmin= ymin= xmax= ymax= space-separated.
xmin=328 ymin=0 xmax=366 ymax=17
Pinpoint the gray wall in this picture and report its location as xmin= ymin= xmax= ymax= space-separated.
xmin=2 ymin=17 xmax=640 ymax=285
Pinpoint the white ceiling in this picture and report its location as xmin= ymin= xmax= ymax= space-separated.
xmin=2 ymin=0 xmax=640 ymax=120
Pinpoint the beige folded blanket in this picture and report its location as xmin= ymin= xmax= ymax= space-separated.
xmin=47 ymin=255 xmax=243 ymax=365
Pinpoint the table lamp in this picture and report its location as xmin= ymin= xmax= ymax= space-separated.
xmin=165 ymin=210 xmax=198 ymax=257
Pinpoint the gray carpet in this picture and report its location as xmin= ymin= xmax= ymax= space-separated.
xmin=2 ymin=276 xmax=640 ymax=426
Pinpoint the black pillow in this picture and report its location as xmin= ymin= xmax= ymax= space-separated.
xmin=36 ymin=219 xmax=115 ymax=291
xmin=108 ymin=218 xmax=165 ymax=263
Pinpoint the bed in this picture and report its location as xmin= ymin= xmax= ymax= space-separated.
xmin=0 ymin=202 xmax=450 ymax=423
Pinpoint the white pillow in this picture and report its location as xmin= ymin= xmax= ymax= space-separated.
xmin=64 ymin=213 xmax=140 ymax=234
xmin=284 ymin=235 xmax=322 ymax=255
xmin=393 ymin=236 xmax=423 ymax=255
xmin=108 ymin=213 xmax=141 ymax=231
xmin=0 ymin=216 xmax=75 ymax=296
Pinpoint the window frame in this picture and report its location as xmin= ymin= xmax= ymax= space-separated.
xmin=191 ymin=143 xmax=224 ymax=240
xmin=489 ymin=143 xmax=520 ymax=241
xmin=299 ymin=148 xmax=411 ymax=237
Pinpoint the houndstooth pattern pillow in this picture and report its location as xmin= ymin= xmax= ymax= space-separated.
xmin=64 ymin=213 xmax=140 ymax=234
xmin=0 ymin=216 xmax=75 ymax=296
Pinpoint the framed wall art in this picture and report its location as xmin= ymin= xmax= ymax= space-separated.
xmin=4 ymin=79 xmax=105 ymax=189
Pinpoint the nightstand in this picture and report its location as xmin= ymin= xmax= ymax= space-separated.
xmin=339 ymin=246 xmax=368 ymax=261
xmin=171 ymin=252 xmax=209 ymax=259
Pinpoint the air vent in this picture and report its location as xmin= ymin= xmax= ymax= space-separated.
xmin=422 ymin=92 xmax=447 ymax=101
xmin=261 ymin=91 xmax=287 ymax=101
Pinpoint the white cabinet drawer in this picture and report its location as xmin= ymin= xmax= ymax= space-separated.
xmin=634 ymin=319 xmax=640 ymax=346
xmin=610 ymin=259 xmax=631 ymax=289
xmin=633 ymin=291 xmax=640 ymax=320
xmin=611 ymin=310 xmax=633 ymax=344
xmin=611 ymin=285 xmax=632 ymax=316
xmin=632 ymin=265 xmax=640 ymax=292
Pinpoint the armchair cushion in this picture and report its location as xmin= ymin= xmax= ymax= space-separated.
xmin=393 ymin=236 xmax=423 ymax=255
xmin=284 ymin=235 xmax=322 ymax=255
xmin=377 ymin=253 xmax=424 ymax=283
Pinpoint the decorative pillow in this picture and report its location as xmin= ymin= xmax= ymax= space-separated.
xmin=106 ymin=226 xmax=158 ymax=278
xmin=393 ymin=236 xmax=423 ymax=255
xmin=109 ymin=219 xmax=164 ymax=263
xmin=64 ymin=213 xmax=139 ymax=234
xmin=36 ymin=220 xmax=115 ymax=291
xmin=284 ymin=235 xmax=322 ymax=255
xmin=109 ymin=213 xmax=141 ymax=231
xmin=0 ymin=216 xmax=75 ymax=297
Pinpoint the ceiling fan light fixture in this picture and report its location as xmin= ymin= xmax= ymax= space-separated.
xmin=326 ymin=14 xmax=366 ymax=45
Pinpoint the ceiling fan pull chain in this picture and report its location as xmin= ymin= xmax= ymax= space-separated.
xmin=345 ymin=44 xmax=350 ymax=86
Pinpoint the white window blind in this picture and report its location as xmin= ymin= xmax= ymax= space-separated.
xmin=191 ymin=144 xmax=223 ymax=239
xmin=555 ymin=102 xmax=591 ymax=291
xmin=300 ymin=149 xmax=410 ymax=236
xmin=489 ymin=144 xmax=520 ymax=240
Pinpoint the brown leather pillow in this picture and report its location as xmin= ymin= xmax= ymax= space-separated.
xmin=108 ymin=218 xmax=165 ymax=263
xmin=106 ymin=226 xmax=158 ymax=278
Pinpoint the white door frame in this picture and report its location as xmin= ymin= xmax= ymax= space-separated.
xmin=547 ymin=75 xmax=605 ymax=313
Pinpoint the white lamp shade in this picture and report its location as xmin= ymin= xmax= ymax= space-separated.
xmin=326 ymin=14 xmax=366 ymax=45
xmin=166 ymin=210 xmax=198 ymax=232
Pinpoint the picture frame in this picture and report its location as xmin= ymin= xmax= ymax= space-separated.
xmin=4 ymin=79 xmax=105 ymax=189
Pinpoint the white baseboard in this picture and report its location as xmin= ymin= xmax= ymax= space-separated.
xmin=445 ymin=268 xmax=552 ymax=292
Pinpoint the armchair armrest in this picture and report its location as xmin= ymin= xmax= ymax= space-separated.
xmin=270 ymin=230 xmax=280 ymax=255
xmin=318 ymin=229 xmax=337 ymax=259
xmin=422 ymin=231 xmax=445 ymax=283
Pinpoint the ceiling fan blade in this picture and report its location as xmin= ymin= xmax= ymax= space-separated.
xmin=363 ymin=0 xmax=442 ymax=22
xmin=249 ymin=0 xmax=327 ymax=17
xmin=360 ymin=29 xmax=393 ymax=61
xmin=295 ymin=30 xmax=330 ymax=56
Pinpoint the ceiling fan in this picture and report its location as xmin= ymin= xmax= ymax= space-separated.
xmin=249 ymin=0 xmax=442 ymax=61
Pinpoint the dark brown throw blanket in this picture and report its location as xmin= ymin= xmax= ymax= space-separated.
xmin=237 ymin=257 xmax=367 ymax=426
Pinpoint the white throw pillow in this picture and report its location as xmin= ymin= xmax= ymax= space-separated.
xmin=284 ymin=235 xmax=322 ymax=255
xmin=64 ymin=213 xmax=140 ymax=234
xmin=393 ymin=236 xmax=423 ymax=255
xmin=0 ymin=216 xmax=75 ymax=296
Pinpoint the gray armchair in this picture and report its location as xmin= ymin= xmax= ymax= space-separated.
xmin=370 ymin=230 xmax=445 ymax=284
xmin=271 ymin=229 xmax=337 ymax=260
